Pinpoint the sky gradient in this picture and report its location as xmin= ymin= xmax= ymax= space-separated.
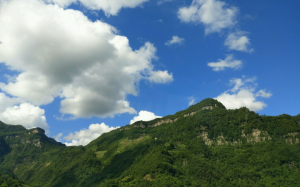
xmin=0 ymin=0 xmax=299 ymax=145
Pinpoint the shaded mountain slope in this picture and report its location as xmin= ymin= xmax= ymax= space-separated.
xmin=1 ymin=98 xmax=300 ymax=186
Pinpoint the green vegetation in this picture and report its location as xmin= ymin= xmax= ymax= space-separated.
xmin=0 ymin=174 xmax=31 ymax=187
xmin=1 ymin=98 xmax=300 ymax=186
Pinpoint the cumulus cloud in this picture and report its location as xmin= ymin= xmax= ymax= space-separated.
xmin=0 ymin=103 xmax=49 ymax=132
xmin=165 ymin=36 xmax=185 ymax=46
xmin=130 ymin=110 xmax=162 ymax=124
xmin=44 ymin=0 xmax=148 ymax=16
xmin=64 ymin=123 xmax=118 ymax=146
xmin=0 ymin=0 xmax=173 ymax=118
xmin=0 ymin=93 xmax=24 ymax=112
xmin=225 ymin=31 xmax=253 ymax=52
xmin=178 ymin=0 xmax=238 ymax=34
xmin=207 ymin=55 xmax=242 ymax=71
xmin=0 ymin=92 xmax=49 ymax=132
xmin=229 ymin=77 xmax=256 ymax=92
xmin=178 ymin=0 xmax=254 ymax=54
xmin=215 ymin=77 xmax=272 ymax=111
xmin=148 ymin=70 xmax=174 ymax=84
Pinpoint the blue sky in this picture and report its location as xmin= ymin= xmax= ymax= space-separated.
xmin=0 ymin=0 xmax=299 ymax=145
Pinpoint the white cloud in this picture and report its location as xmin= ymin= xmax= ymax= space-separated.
xmin=187 ymin=96 xmax=196 ymax=106
xmin=44 ymin=0 xmax=148 ymax=16
xmin=64 ymin=123 xmax=118 ymax=146
xmin=0 ymin=103 xmax=49 ymax=132
xmin=225 ymin=31 xmax=254 ymax=52
xmin=157 ymin=0 xmax=173 ymax=5
xmin=130 ymin=110 xmax=162 ymax=124
xmin=256 ymin=90 xmax=272 ymax=98
xmin=178 ymin=0 xmax=238 ymax=34
xmin=177 ymin=1 xmax=254 ymax=53
xmin=148 ymin=70 xmax=174 ymax=84
xmin=216 ymin=89 xmax=266 ymax=111
xmin=215 ymin=77 xmax=272 ymax=111
xmin=0 ymin=73 xmax=63 ymax=106
xmin=0 ymin=0 xmax=173 ymax=118
xmin=165 ymin=36 xmax=185 ymax=46
xmin=207 ymin=55 xmax=242 ymax=71
xmin=0 ymin=93 xmax=24 ymax=112
xmin=230 ymin=76 xmax=256 ymax=92
xmin=0 ymin=92 xmax=49 ymax=132
xmin=53 ymin=133 xmax=63 ymax=142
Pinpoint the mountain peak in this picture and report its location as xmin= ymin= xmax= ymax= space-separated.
xmin=170 ymin=98 xmax=226 ymax=119
xmin=121 ymin=98 xmax=226 ymax=130
xmin=189 ymin=98 xmax=226 ymax=110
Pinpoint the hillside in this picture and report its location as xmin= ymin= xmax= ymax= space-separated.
xmin=0 ymin=98 xmax=300 ymax=186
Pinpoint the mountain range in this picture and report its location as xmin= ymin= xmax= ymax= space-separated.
xmin=0 ymin=98 xmax=300 ymax=186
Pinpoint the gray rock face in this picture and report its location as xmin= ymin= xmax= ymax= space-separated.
xmin=184 ymin=105 xmax=215 ymax=118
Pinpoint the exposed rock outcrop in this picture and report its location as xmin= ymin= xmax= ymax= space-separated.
xmin=199 ymin=132 xmax=240 ymax=146
xmin=4 ymin=135 xmax=20 ymax=139
xmin=184 ymin=105 xmax=215 ymax=117
xmin=241 ymin=129 xmax=272 ymax=143
xmin=199 ymin=129 xmax=272 ymax=146
xmin=198 ymin=131 xmax=213 ymax=146
xmin=20 ymin=139 xmax=41 ymax=147
xmin=284 ymin=132 xmax=299 ymax=144
xmin=133 ymin=122 xmax=145 ymax=128
xmin=148 ymin=117 xmax=179 ymax=127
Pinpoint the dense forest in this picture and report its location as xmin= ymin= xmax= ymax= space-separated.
xmin=0 ymin=98 xmax=300 ymax=186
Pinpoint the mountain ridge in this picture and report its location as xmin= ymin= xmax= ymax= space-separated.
xmin=1 ymin=98 xmax=300 ymax=186
xmin=114 ymin=98 xmax=225 ymax=132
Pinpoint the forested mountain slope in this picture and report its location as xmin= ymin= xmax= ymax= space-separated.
xmin=0 ymin=98 xmax=300 ymax=186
